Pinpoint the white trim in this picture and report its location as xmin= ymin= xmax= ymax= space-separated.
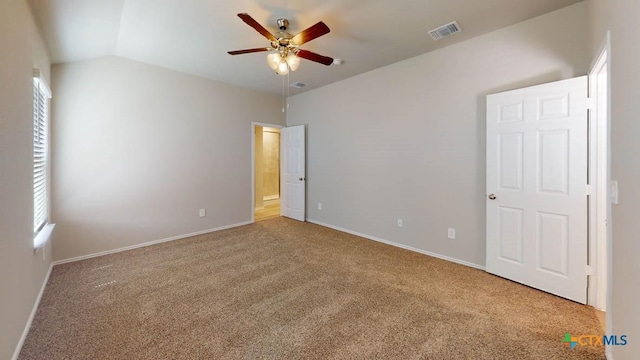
xmin=12 ymin=263 xmax=53 ymax=360
xmin=52 ymin=221 xmax=252 ymax=265
xmin=306 ymin=219 xmax=485 ymax=271
xmin=251 ymin=122 xmax=284 ymax=224
xmin=589 ymin=32 xmax=613 ymax=360
xmin=589 ymin=32 xmax=612 ymax=316
xmin=33 ymin=223 xmax=55 ymax=252
xmin=588 ymin=42 xmax=610 ymax=311
xmin=32 ymin=69 xmax=52 ymax=98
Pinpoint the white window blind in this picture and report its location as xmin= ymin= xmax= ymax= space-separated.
xmin=33 ymin=74 xmax=50 ymax=235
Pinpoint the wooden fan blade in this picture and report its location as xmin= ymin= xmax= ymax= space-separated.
xmin=297 ymin=50 xmax=333 ymax=66
xmin=292 ymin=21 xmax=330 ymax=45
xmin=228 ymin=47 xmax=271 ymax=55
xmin=237 ymin=13 xmax=276 ymax=42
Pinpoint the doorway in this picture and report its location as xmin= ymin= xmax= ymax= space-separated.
xmin=254 ymin=124 xmax=281 ymax=221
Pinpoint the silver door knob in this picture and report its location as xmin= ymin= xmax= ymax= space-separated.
xmin=488 ymin=194 xmax=496 ymax=200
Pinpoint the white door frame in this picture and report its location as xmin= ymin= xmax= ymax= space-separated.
xmin=251 ymin=122 xmax=283 ymax=223
xmin=587 ymin=31 xmax=612 ymax=340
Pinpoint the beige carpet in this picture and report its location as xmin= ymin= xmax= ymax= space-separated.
xmin=20 ymin=218 xmax=605 ymax=359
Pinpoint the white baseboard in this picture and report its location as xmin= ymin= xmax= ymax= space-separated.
xmin=306 ymin=219 xmax=485 ymax=271
xmin=12 ymin=263 xmax=53 ymax=360
xmin=52 ymin=221 xmax=253 ymax=266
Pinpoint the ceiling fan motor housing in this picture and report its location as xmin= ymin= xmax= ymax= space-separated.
xmin=277 ymin=18 xmax=289 ymax=31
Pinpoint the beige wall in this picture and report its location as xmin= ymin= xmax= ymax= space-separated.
xmin=0 ymin=1 xmax=53 ymax=358
xmin=51 ymin=56 xmax=284 ymax=261
xmin=262 ymin=128 xmax=280 ymax=199
xmin=588 ymin=0 xmax=640 ymax=358
xmin=287 ymin=3 xmax=589 ymax=267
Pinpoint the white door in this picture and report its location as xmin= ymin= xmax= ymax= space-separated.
xmin=486 ymin=76 xmax=588 ymax=303
xmin=281 ymin=125 xmax=306 ymax=221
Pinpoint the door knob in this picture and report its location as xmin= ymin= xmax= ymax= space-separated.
xmin=299 ymin=177 xmax=305 ymax=181
xmin=488 ymin=194 xmax=496 ymax=200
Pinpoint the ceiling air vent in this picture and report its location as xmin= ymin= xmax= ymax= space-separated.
xmin=290 ymin=82 xmax=306 ymax=89
xmin=428 ymin=21 xmax=462 ymax=41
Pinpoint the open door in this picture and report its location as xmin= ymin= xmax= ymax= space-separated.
xmin=486 ymin=76 xmax=588 ymax=303
xmin=281 ymin=125 xmax=305 ymax=221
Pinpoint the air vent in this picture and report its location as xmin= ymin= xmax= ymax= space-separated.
xmin=290 ymin=82 xmax=306 ymax=89
xmin=428 ymin=21 xmax=462 ymax=40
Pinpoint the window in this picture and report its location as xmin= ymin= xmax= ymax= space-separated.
xmin=33 ymin=69 xmax=54 ymax=249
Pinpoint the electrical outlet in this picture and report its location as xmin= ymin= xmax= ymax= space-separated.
xmin=447 ymin=228 xmax=456 ymax=239
xmin=318 ymin=203 xmax=322 ymax=210
xmin=199 ymin=208 xmax=206 ymax=218
xmin=397 ymin=219 xmax=403 ymax=228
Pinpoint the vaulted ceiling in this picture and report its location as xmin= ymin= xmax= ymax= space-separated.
xmin=28 ymin=0 xmax=583 ymax=94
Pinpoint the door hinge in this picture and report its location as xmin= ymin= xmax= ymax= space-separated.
xmin=586 ymin=184 xmax=592 ymax=195
xmin=586 ymin=265 xmax=593 ymax=276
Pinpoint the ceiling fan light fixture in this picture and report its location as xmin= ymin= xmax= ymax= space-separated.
xmin=285 ymin=53 xmax=300 ymax=71
xmin=267 ymin=53 xmax=281 ymax=70
xmin=276 ymin=60 xmax=289 ymax=75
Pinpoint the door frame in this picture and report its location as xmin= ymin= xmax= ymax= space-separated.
xmin=587 ymin=30 xmax=611 ymax=330
xmin=251 ymin=122 xmax=284 ymax=223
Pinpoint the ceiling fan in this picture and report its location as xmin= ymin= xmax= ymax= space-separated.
xmin=228 ymin=13 xmax=334 ymax=75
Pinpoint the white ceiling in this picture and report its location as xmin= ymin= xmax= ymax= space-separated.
xmin=28 ymin=0 xmax=583 ymax=95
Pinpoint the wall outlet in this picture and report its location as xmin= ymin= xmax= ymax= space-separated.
xmin=447 ymin=228 xmax=456 ymax=239
xmin=397 ymin=219 xmax=403 ymax=228
xmin=199 ymin=208 xmax=206 ymax=217
xmin=318 ymin=203 xmax=322 ymax=210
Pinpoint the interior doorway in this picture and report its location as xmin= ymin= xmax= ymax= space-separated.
xmin=253 ymin=124 xmax=282 ymax=221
